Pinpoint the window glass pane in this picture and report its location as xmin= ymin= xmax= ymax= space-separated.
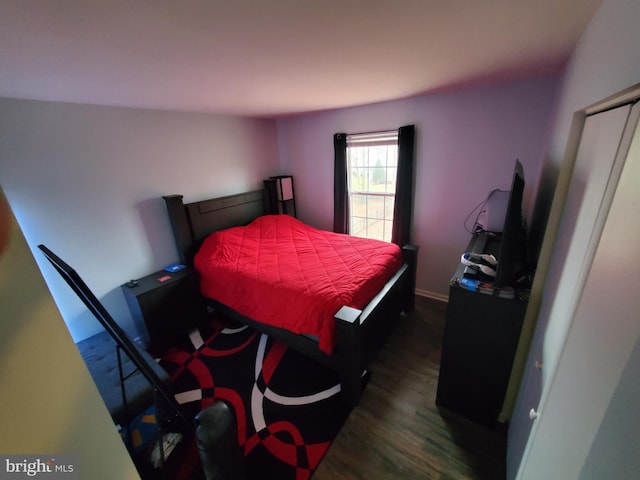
xmin=386 ymin=166 xmax=397 ymax=193
xmin=346 ymin=130 xmax=398 ymax=242
xmin=367 ymin=195 xmax=385 ymax=220
xmin=351 ymin=193 xmax=366 ymax=216
xmin=364 ymin=218 xmax=380 ymax=241
xmin=385 ymin=196 xmax=395 ymax=218
xmin=370 ymin=166 xmax=386 ymax=188
xmin=351 ymin=216 xmax=365 ymax=237
xmin=383 ymin=220 xmax=393 ymax=242
xmin=387 ymin=148 xmax=398 ymax=167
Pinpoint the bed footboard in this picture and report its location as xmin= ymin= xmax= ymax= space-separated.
xmin=334 ymin=306 xmax=364 ymax=406
xmin=334 ymin=244 xmax=417 ymax=406
xmin=402 ymin=244 xmax=419 ymax=311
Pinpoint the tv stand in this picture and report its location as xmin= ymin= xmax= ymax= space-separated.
xmin=436 ymin=232 xmax=527 ymax=427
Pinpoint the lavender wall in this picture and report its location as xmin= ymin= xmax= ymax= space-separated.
xmin=0 ymin=98 xmax=279 ymax=342
xmin=277 ymin=75 xmax=562 ymax=298
xmin=0 ymin=75 xmax=562 ymax=342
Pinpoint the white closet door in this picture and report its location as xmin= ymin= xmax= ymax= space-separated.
xmin=517 ymin=101 xmax=640 ymax=479
xmin=544 ymin=104 xmax=640 ymax=478
xmin=539 ymin=105 xmax=632 ymax=383
xmin=577 ymin=105 xmax=640 ymax=478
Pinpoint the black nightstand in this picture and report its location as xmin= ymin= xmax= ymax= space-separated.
xmin=122 ymin=267 xmax=207 ymax=355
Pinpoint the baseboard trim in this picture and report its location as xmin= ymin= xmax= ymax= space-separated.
xmin=415 ymin=288 xmax=448 ymax=303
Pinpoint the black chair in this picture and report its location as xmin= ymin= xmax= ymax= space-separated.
xmin=196 ymin=401 xmax=246 ymax=480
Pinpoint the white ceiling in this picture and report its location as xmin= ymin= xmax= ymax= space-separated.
xmin=0 ymin=0 xmax=602 ymax=118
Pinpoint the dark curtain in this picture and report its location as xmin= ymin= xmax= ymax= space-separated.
xmin=391 ymin=125 xmax=415 ymax=246
xmin=333 ymin=133 xmax=349 ymax=233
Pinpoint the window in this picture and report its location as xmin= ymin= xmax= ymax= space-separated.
xmin=346 ymin=130 xmax=398 ymax=242
xmin=334 ymin=125 xmax=414 ymax=247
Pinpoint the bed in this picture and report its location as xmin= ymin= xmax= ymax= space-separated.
xmin=163 ymin=189 xmax=418 ymax=406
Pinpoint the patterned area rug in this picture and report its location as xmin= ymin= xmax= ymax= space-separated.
xmin=159 ymin=316 xmax=353 ymax=479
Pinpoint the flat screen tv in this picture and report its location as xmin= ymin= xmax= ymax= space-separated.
xmin=494 ymin=160 xmax=526 ymax=289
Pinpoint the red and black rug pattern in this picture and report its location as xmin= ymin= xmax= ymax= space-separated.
xmin=159 ymin=317 xmax=352 ymax=479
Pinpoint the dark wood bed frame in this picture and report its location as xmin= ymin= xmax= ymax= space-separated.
xmin=163 ymin=189 xmax=418 ymax=406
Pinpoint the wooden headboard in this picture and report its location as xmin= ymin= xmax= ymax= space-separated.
xmin=163 ymin=189 xmax=266 ymax=265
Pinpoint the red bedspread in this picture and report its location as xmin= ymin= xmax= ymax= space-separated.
xmin=194 ymin=215 xmax=403 ymax=354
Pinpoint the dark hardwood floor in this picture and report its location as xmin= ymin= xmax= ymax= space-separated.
xmin=313 ymin=295 xmax=507 ymax=480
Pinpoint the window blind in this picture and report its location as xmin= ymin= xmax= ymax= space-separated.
xmin=346 ymin=130 xmax=398 ymax=147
